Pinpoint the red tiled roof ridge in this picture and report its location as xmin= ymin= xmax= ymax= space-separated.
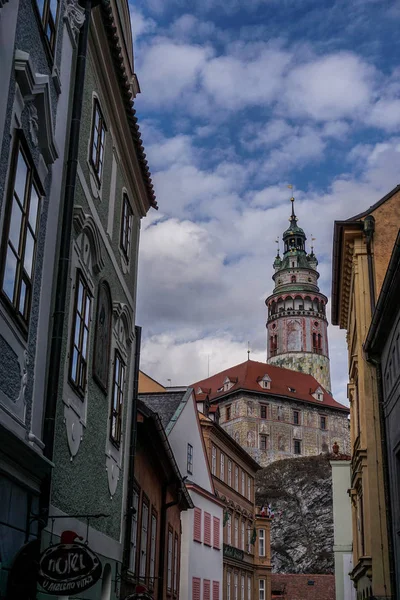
xmin=191 ymin=359 xmax=349 ymax=412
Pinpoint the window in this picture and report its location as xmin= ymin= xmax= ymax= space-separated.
xmin=69 ymin=272 xmax=92 ymax=395
xmin=235 ymin=466 xmax=239 ymax=491
xmin=241 ymin=575 xmax=245 ymax=600
xmin=247 ymin=525 xmax=251 ymax=553
xmin=226 ymin=405 xmax=231 ymax=420
xmin=120 ymin=194 xmax=133 ymax=259
xmin=293 ymin=410 xmax=300 ymax=425
xmin=90 ymin=99 xmax=106 ymax=182
xmin=213 ymin=581 xmax=220 ymax=600
xmin=227 ymin=572 xmax=231 ymax=600
xmin=149 ymin=513 xmax=157 ymax=587
xmin=187 ymin=443 xmax=193 ymax=475
xmin=204 ymin=512 xmax=211 ymax=546
xmin=247 ymin=478 xmax=251 ymax=501
xmin=259 ymin=580 xmax=265 ymax=600
xmin=193 ymin=508 xmax=202 ymax=542
xmin=35 ymin=0 xmax=59 ymax=51
xmin=220 ymin=453 xmax=225 ymax=481
xmin=320 ymin=416 xmax=327 ymax=430
xmin=248 ymin=577 xmax=252 ymax=600
xmin=291 ymin=275 xmax=296 ymax=283
xmin=130 ymin=489 xmax=139 ymax=574
xmin=241 ymin=471 xmax=245 ymax=496
xmin=227 ymin=513 xmax=232 ymax=544
xmin=260 ymin=404 xmax=268 ymax=419
xmin=259 ymin=529 xmax=265 ymax=557
xmin=241 ymin=521 xmax=245 ymax=551
xmin=110 ymin=351 xmax=126 ymax=446
xmin=93 ymin=282 xmax=112 ymax=391
xmin=204 ymin=579 xmax=211 ymax=600
xmin=167 ymin=528 xmax=173 ymax=592
xmin=173 ymin=533 xmax=179 ymax=596
xmin=294 ymin=439 xmax=301 ymax=455
xmin=211 ymin=445 xmax=217 ymax=475
xmin=234 ymin=573 xmax=238 ymax=600
xmin=213 ymin=517 xmax=220 ymax=549
xmin=228 ymin=460 xmax=232 ymax=487
xmin=1 ymin=141 xmax=41 ymax=325
xmin=259 ymin=435 xmax=268 ymax=450
xmin=193 ymin=577 xmax=201 ymax=600
xmin=234 ymin=517 xmax=239 ymax=547
xmin=139 ymin=501 xmax=149 ymax=579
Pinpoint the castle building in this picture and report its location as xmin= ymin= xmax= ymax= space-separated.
xmin=266 ymin=198 xmax=331 ymax=392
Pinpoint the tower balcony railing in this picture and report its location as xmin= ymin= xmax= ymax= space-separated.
xmin=268 ymin=308 xmax=326 ymax=320
xmin=312 ymin=348 xmax=323 ymax=355
xmin=270 ymin=349 xmax=278 ymax=357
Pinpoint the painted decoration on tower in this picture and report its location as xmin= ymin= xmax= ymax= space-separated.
xmin=93 ymin=281 xmax=112 ymax=391
xmin=37 ymin=531 xmax=102 ymax=596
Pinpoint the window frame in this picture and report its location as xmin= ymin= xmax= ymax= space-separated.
xmin=89 ymin=98 xmax=107 ymax=184
xmin=173 ymin=532 xmax=179 ymax=597
xmin=259 ymin=529 xmax=265 ymax=557
xmin=234 ymin=465 xmax=239 ymax=491
xmin=34 ymin=0 xmax=60 ymax=55
xmin=228 ymin=460 xmax=232 ymax=487
xmin=92 ymin=281 xmax=112 ymax=392
xmin=220 ymin=452 xmax=225 ymax=481
xmin=293 ymin=439 xmax=302 ymax=455
xmin=68 ymin=271 xmax=92 ymax=397
xmin=226 ymin=404 xmax=231 ymax=420
xmin=241 ymin=471 xmax=245 ymax=496
xmin=260 ymin=404 xmax=268 ymax=419
xmin=129 ymin=487 xmax=140 ymax=574
xmin=149 ymin=509 xmax=158 ymax=589
xmin=167 ymin=526 xmax=173 ymax=593
xmin=259 ymin=579 xmax=265 ymax=600
xmin=211 ymin=445 xmax=217 ymax=475
xmin=0 ymin=136 xmax=43 ymax=331
xmin=187 ymin=443 xmax=193 ymax=475
xmin=293 ymin=410 xmax=300 ymax=425
xmin=110 ymin=350 xmax=126 ymax=447
xmin=120 ymin=193 xmax=133 ymax=260
xmin=139 ymin=497 xmax=149 ymax=581
xmin=259 ymin=434 xmax=268 ymax=451
xmin=320 ymin=415 xmax=327 ymax=430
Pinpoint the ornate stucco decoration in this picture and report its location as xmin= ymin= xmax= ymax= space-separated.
xmin=64 ymin=0 xmax=85 ymax=43
xmin=73 ymin=207 xmax=105 ymax=274
xmin=14 ymin=50 xmax=59 ymax=164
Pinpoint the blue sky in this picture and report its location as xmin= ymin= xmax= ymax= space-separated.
xmin=131 ymin=0 xmax=400 ymax=405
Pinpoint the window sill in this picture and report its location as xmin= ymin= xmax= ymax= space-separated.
xmin=68 ymin=376 xmax=86 ymax=401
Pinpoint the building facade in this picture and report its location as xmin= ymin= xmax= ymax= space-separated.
xmin=122 ymin=401 xmax=192 ymax=599
xmin=38 ymin=1 xmax=157 ymax=598
xmin=329 ymin=444 xmax=356 ymax=600
xmin=0 ymin=0 xmax=85 ymax=597
xmin=199 ymin=412 xmax=272 ymax=600
xmin=364 ymin=229 xmax=400 ymax=599
xmin=266 ymin=198 xmax=331 ymax=393
xmin=193 ymin=360 xmax=350 ymax=467
xmin=331 ymin=186 xmax=400 ymax=600
xmin=140 ymin=388 xmax=224 ymax=600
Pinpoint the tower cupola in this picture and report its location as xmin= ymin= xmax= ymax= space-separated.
xmin=265 ymin=195 xmax=332 ymax=393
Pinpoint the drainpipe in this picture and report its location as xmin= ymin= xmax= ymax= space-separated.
xmin=122 ymin=325 xmax=141 ymax=578
xmin=363 ymin=215 xmax=376 ymax=316
xmin=41 ymin=0 xmax=95 ymax=508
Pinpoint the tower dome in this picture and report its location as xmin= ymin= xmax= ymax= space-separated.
xmin=265 ymin=197 xmax=331 ymax=392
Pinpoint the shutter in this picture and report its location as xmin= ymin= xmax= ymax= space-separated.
xmin=213 ymin=517 xmax=220 ymax=549
xmin=204 ymin=512 xmax=211 ymax=546
xmin=193 ymin=508 xmax=202 ymax=542
xmin=213 ymin=581 xmax=220 ymax=600
xmin=204 ymin=579 xmax=211 ymax=600
xmin=193 ymin=577 xmax=201 ymax=600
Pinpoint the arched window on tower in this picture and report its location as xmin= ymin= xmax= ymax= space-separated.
xmin=318 ymin=334 xmax=322 ymax=353
xmin=291 ymin=275 xmax=296 ymax=283
xmin=312 ymin=332 xmax=318 ymax=353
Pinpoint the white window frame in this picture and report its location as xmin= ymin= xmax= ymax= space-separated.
xmin=241 ymin=521 xmax=245 ymax=551
xmin=259 ymin=529 xmax=265 ymax=557
xmin=235 ymin=466 xmax=239 ymax=491
xmin=220 ymin=452 xmax=225 ymax=480
xmin=241 ymin=471 xmax=245 ymax=496
xmin=167 ymin=529 xmax=173 ymax=591
xmin=149 ymin=513 xmax=157 ymax=586
xmin=212 ymin=445 xmax=217 ymax=475
xmin=227 ymin=571 xmax=231 ymax=600
xmin=139 ymin=502 xmax=149 ymax=579
xmin=228 ymin=459 xmax=232 ymax=487
xmin=227 ymin=513 xmax=232 ymax=545
xmin=187 ymin=443 xmax=193 ymax=474
xmin=247 ymin=478 xmax=251 ymax=501
xmin=234 ymin=517 xmax=239 ymax=548
xmin=234 ymin=572 xmax=238 ymax=600
xmin=241 ymin=575 xmax=245 ymax=600
xmin=248 ymin=577 xmax=252 ymax=600
xmin=259 ymin=579 xmax=265 ymax=600
xmin=173 ymin=533 xmax=178 ymax=595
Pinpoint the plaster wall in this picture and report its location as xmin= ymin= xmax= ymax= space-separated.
xmin=268 ymin=351 xmax=331 ymax=393
xmin=180 ymin=490 xmax=223 ymax=600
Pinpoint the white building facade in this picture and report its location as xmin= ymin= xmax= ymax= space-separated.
xmin=162 ymin=389 xmax=225 ymax=600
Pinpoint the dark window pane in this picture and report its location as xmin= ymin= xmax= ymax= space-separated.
xmin=71 ymin=348 xmax=78 ymax=381
xmin=36 ymin=0 xmax=45 ymax=17
xmin=19 ymin=279 xmax=27 ymax=315
xmin=3 ymin=247 xmax=17 ymax=301
xmin=49 ymin=0 xmax=58 ymax=19
xmin=14 ymin=151 xmax=28 ymax=203
xmin=9 ymin=200 xmax=23 ymax=251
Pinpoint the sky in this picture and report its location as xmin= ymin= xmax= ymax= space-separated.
xmin=130 ymin=0 xmax=400 ymax=406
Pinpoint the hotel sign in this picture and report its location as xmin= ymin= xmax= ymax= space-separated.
xmin=37 ymin=541 xmax=102 ymax=595
xmin=223 ymin=544 xmax=244 ymax=561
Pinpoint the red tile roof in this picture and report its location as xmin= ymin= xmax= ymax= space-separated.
xmin=191 ymin=360 xmax=349 ymax=412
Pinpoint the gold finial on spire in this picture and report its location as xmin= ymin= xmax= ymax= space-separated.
xmin=287 ymin=185 xmax=296 ymax=219
xmin=247 ymin=341 xmax=251 ymax=361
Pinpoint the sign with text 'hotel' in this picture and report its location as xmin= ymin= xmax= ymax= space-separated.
xmin=37 ymin=541 xmax=102 ymax=595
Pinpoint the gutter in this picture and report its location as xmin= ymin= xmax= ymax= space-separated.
xmin=122 ymin=325 xmax=141 ymax=578
xmin=41 ymin=0 xmax=95 ymax=505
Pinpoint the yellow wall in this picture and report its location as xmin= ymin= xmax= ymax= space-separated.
xmin=138 ymin=370 xmax=166 ymax=393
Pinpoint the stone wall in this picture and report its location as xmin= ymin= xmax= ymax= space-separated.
xmin=268 ymin=351 xmax=331 ymax=394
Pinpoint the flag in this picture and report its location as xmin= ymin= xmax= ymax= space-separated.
xmin=223 ymin=510 xmax=230 ymax=527
xmin=260 ymin=505 xmax=266 ymax=517
xmin=250 ymin=527 xmax=257 ymax=545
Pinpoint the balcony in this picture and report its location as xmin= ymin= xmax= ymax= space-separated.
xmin=223 ymin=544 xmax=244 ymax=561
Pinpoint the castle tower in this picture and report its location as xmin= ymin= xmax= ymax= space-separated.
xmin=265 ymin=197 xmax=332 ymax=392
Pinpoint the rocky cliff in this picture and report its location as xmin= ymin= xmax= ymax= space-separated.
xmin=256 ymin=454 xmax=334 ymax=574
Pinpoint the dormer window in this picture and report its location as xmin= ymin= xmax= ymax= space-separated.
xmin=259 ymin=374 xmax=271 ymax=390
xmin=223 ymin=376 xmax=235 ymax=392
xmin=288 ymin=387 xmax=296 ymax=393
xmin=312 ymin=387 xmax=324 ymax=402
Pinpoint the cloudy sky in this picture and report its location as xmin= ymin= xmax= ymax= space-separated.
xmin=131 ymin=0 xmax=400 ymax=406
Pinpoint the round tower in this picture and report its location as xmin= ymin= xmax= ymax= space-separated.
xmin=265 ymin=197 xmax=332 ymax=392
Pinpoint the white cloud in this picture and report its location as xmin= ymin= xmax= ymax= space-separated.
xmin=130 ymin=7 xmax=156 ymax=40
xmin=282 ymin=52 xmax=375 ymax=121
xmin=367 ymin=99 xmax=400 ymax=131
